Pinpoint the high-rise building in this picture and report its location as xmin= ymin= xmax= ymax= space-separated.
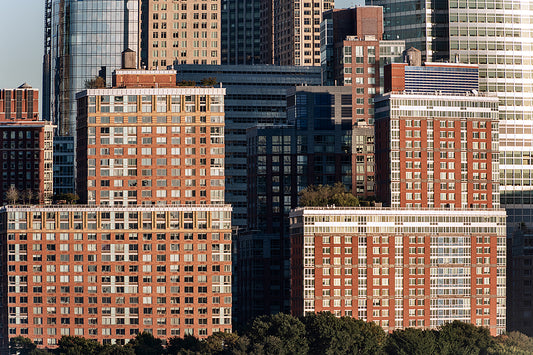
xmin=175 ymin=64 xmax=321 ymax=229
xmin=0 ymin=85 xmax=54 ymax=204
xmin=0 ymin=121 xmax=55 ymax=204
xmin=370 ymin=0 xmax=533 ymax=231
xmin=221 ymin=0 xmax=261 ymax=64
xmin=0 ymin=205 xmax=232 ymax=350
xmin=0 ymin=84 xmax=39 ymax=121
xmin=43 ymin=0 xmax=139 ymax=136
xmin=140 ymin=0 xmax=221 ymax=69
xmin=53 ymin=136 xmax=76 ymax=195
xmin=262 ymin=0 xmax=334 ymax=66
xmin=244 ymin=86 xmax=352 ymax=325
xmin=290 ymin=207 xmax=507 ymax=335
xmin=76 ymin=69 xmax=225 ymax=206
xmin=375 ymin=91 xmax=500 ymax=209
xmin=508 ymin=226 xmax=533 ymax=336
xmin=320 ymin=6 xmax=404 ymax=198
xmin=384 ymin=58 xmax=480 ymax=95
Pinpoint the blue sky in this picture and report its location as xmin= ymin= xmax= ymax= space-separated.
xmin=0 ymin=0 xmax=363 ymax=98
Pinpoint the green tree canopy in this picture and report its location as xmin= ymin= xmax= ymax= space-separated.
xmin=437 ymin=321 xmax=495 ymax=355
xmin=126 ymin=332 xmax=164 ymax=355
xmin=385 ymin=328 xmax=438 ymax=355
xmin=9 ymin=336 xmax=36 ymax=355
xmin=243 ymin=313 xmax=309 ymax=355
xmin=303 ymin=312 xmax=386 ymax=355
xmin=56 ymin=336 xmax=104 ymax=355
xmin=298 ymin=182 xmax=359 ymax=207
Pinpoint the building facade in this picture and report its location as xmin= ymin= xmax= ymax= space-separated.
xmin=320 ymin=7 xmax=404 ymax=199
xmin=235 ymin=232 xmax=286 ymax=326
xmin=140 ymin=0 xmax=221 ymax=69
xmin=265 ymin=0 xmax=334 ymax=66
xmin=221 ymin=0 xmax=261 ymax=64
xmin=384 ymin=61 xmax=480 ymax=94
xmin=0 ymin=122 xmax=54 ymax=205
xmin=53 ymin=136 xmax=75 ymax=195
xmin=508 ymin=226 xmax=533 ymax=337
xmin=290 ymin=207 xmax=507 ymax=336
xmin=243 ymin=86 xmax=352 ymax=324
xmin=76 ymin=70 xmax=225 ymax=206
xmin=0 ymin=205 xmax=232 ymax=349
xmin=175 ymin=64 xmax=321 ymax=229
xmin=375 ymin=92 xmax=500 ymax=209
xmin=44 ymin=0 xmax=139 ymax=136
xmin=370 ymin=0 xmax=533 ymax=233
xmin=0 ymin=85 xmax=39 ymax=121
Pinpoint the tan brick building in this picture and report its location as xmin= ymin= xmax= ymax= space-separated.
xmin=264 ymin=0 xmax=333 ymax=66
xmin=0 ymin=205 xmax=232 ymax=349
xmin=141 ymin=0 xmax=221 ymax=68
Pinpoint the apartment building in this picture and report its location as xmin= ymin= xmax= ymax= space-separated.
xmin=375 ymin=91 xmax=500 ymax=209
xmin=0 ymin=122 xmax=54 ymax=204
xmin=0 ymin=84 xmax=39 ymax=121
xmin=290 ymin=207 xmax=507 ymax=336
xmin=76 ymin=69 xmax=225 ymax=206
xmin=265 ymin=0 xmax=334 ymax=66
xmin=0 ymin=205 xmax=232 ymax=349
xmin=141 ymin=0 xmax=221 ymax=68
xmin=320 ymin=7 xmax=404 ymax=198
xmin=174 ymin=64 xmax=321 ymax=229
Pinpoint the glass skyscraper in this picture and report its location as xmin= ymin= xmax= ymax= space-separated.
xmin=371 ymin=0 xmax=533 ymax=231
xmin=43 ymin=0 xmax=139 ymax=136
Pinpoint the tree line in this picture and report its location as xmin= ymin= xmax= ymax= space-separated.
xmin=10 ymin=313 xmax=533 ymax=355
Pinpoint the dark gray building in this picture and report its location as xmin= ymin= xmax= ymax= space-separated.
xmin=243 ymin=86 xmax=353 ymax=325
xmin=174 ymin=64 xmax=321 ymax=229
xmin=53 ymin=136 xmax=75 ymax=195
xmin=221 ymin=0 xmax=262 ymax=64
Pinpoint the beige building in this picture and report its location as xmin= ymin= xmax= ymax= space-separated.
xmin=142 ymin=0 xmax=221 ymax=68
xmin=268 ymin=0 xmax=334 ymax=66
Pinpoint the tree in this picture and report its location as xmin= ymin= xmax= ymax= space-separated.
xmin=177 ymin=80 xmax=196 ymax=87
xmin=298 ymin=182 xmax=359 ymax=207
xmin=385 ymin=328 xmax=438 ymax=355
xmin=56 ymin=336 xmax=104 ymax=355
xmin=99 ymin=344 xmax=135 ymax=355
xmin=167 ymin=335 xmax=202 ymax=354
xmin=437 ymin=321 xmax=495 ymax=355
xmin=200 ymin=77 xmax=217 ymax=86
xmin=243 ymin=313 xmax=309 ymax=355
xmin=6 ymin=185 xmax=19 ymax=204
xmin=202 ymin=332 xmax=240 ymax=354
xmin=336 ymin=316 xmax=387 ymax=355
xmin=22 ymin=189 xmax=34 ymax=204
xmin=84 ymin=76 xmax=105 ymax=89
xmin=52 ymin=193 xmax=79 ymax=204
xmin=126 ymin=332 xmax=164 ymax=355
xmin=490 ymin=331 xmax=533 ymax=354
xmin=9 ymin=336 xmax=36 ymax=355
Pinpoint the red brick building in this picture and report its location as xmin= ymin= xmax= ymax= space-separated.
xmin=0 ymin=84 xmax=54 ymax=204
xmin=321 ymin=7 xmax=404 ymax=199
xmin=374 ymin=91 xmax=500 ymax=209
xmin=0 ymin=121 xmax=54 ymax=204
xmin=0 ymin=84 xmax=39 ymax=121
xmin=0 ymin=205 xmax=232 ymax=349
xmin=76 ymin=70 xmax=225 ymax=206
xmin=290 ymin=207 xmax=507 ymax=335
